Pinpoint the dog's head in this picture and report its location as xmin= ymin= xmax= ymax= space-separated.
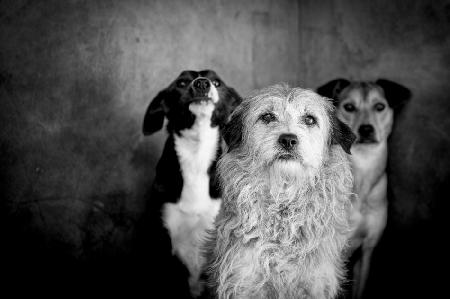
xmin=143 ymin=70 xmax=242 ymax=135
xmin=317 ymin=78 xmax=411 ymax=144
xmin=223 ymin=84 xmax=355 ymax=176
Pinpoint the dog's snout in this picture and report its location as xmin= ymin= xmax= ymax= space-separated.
xmin=193 ymin=78 xmax=210 ymax=92
xmin=358 ymin=125 xmax=374 ymax=137
xmin=278 ymin=134 xmax=298 ymax=150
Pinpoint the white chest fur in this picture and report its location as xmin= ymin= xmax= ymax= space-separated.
xmin=162 ymin=102 xmax=222 ymax=296
xmin=348 ymin=142 xmax=388 ymax=249
xmin=350 ymin=142 xmax=387 ymax=198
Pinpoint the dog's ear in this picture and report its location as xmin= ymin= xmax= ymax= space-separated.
xmin=331 ymin=116 xmax=356 ymax=154
xmin=223 ymin=107 xmax=244 ymax=152
xmin=225 ymin=88 xmax=244 ymax=119
xmin=317 ymin=79 xmax=351 ymax=106
xmin=143 ymin=90 xmax=167 ymax=135
xmin=212 ymin=87 xmax=243 ymax=129
xmin=228 ymin=87 xmax=243 ymax=109
xmin=375 ymin=79 xmax=412 ymax=111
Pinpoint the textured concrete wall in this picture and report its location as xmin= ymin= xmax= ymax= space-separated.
xmin=0 ymin=0 xmax=448 ymax=296
xmin=299 ymin=0 xmax=450 ymax=226
xmin=298 ymin=1 xmax=449 ymax=297
xmin=0 ymin=0 xmax=299 ymax=288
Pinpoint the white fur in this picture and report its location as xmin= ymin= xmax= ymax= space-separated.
xmin=207 ymin=85 xmax=353 ymax=299
xmin=208 ymin=84 xmax=220 ymax=104
xmin=163 ymin=100 xmax=221 ymax=296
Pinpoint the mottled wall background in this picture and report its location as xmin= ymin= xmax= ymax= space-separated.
xmin=298 ymin=1 xmax=449 ymax=298
xmin=0 ymin=0 xmax=448 ymax=297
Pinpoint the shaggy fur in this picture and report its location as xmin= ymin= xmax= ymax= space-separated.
xmin=205 ymin=84 xmax=356 ymax=299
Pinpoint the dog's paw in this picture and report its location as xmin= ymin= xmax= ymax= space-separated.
xmin=189 ymin=101 xmax=215 ymax=118
xmin=189 ymin=276 xmax=205 ymax=298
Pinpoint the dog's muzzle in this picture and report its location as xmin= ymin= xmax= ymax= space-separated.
xmin=357 ymin=124 xmax=377 ymax=143
xmin=277 ymin=133 xmax=298 ymax=160
xmin=190 ymin=78 xmax=212 ymax=101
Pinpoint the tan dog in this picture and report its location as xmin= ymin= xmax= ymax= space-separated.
xmin=206 ymin=84 xmax=356 ymax=299
xmin=317 ymin=79 xmax=411 ymax=298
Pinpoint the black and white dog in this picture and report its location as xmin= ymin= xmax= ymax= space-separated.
xmin=141 ymin=70 xmax=242 ymax=298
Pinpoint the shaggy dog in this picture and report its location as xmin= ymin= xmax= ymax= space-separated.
xmin=205 ymin=84 xmax=356 ymax=299
xmin=317 ymin=78 xmax=411 ymax=298
xmin=140 ymin=70 xmax=241 ymax=298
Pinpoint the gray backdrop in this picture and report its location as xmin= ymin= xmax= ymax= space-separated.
xmin=1 ymin=0 xmax=448 ymax=297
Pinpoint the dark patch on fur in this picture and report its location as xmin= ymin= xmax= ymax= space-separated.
xmin=143 ymin=89 xmax=167 ymax=134
xmin=150 ymin=136 xmax=184 ymax=204
xmin=317 ymin=78 xmax=412 ymax=114
xmin=222 ymin=107 xmax=244 ymax=152
xmin=375 ymin=79 xmax=412 ymax=111
xmin=138 ymin=70 xmax=242 ymax=298
xmin=211 ymin=87 xmax=242 ymax=132
xmin=316 ymin=78 xmax=351 ymax=106
xmin=143 ymin=70 xmax=242 ymax=136
xmin=208 ymin=145 xmax=223 ymax=199
xmin=331 ymin=115 xmax=356 ymax=154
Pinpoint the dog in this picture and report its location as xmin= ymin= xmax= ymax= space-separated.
xmin=141 ymin=70 xmax=242 ymax=298
xmin=205 ymin=84 xmax=356 ymax=299
xmin=317 ymin=78 xmax=411 ymax=298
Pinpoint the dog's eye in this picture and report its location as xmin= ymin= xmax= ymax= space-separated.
xmin=343 ymin=103 xmax=356 ymax=112
xmin=304 ymin=115 xmax=317 ymax=126
xmin=259 ymin=112 xmax=277 ymax=124
xmin=212 ymin=79 xmax=221 ymax=87
xmin=374 ymin=103 xmax=385 ymax=111
xmin=176 ymin=80 xmax=189 ymax=88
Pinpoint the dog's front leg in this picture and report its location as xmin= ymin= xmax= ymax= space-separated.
xmin=353 ymin=244 xmax=374 ymax=299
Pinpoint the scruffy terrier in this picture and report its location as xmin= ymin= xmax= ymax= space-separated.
xmin=205 ymin=84 xmax=356 ymax=299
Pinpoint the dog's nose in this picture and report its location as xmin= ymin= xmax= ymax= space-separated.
xmin=358 ymin=125 xmax=375 ymax=137
xmin=193 ymin=78 xmax=210 ymax=92
xmin=278 ymin=134 xmax=298 ymax=150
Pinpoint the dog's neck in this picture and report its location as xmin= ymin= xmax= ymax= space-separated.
xmin=350 ymin=140 xmax=388 ymax=198
xmin=212 ymin=148 xmax=352 ymax=298
xmin=174 ymin=104 xmax=219 ymax=211
xmin=166 ymin=104 xmax=221 ymax=296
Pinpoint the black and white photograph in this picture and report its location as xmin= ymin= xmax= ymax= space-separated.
xmin=0 ymin=1 xmax=448 ymax=298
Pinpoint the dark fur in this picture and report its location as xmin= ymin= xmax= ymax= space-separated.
xmin=317 ymin=78 xmax=411 ymax=112
xmin=330 ymin=113 xmax=356 ymax=154
xmin=136 ymin=70 xmax=242 ymax=298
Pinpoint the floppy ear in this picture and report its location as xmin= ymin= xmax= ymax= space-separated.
xmin=223 ymin=107 xmax=244 ymax=152
xmin=317 ymin=78 xmax=351 ymax=106
xmin=212 ymin=87 xmax=243 ymax=129
xmin=228 ymin=87 xmax=243 ymax=109
xmin=375 ymin=79 xmax=412 ymax=111
xmin=143 ymin=90 xmax=167 ymax=135
xmin=331 ymin=116 xmax=356 ymax=154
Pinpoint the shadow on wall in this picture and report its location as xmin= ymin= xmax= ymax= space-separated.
xmin=0 ymin=67 xmax=167 ymax=294
xmin=0 ymin=69 xmax=147 ymax=258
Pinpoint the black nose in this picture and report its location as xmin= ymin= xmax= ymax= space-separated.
xmin=193 ymin=78 xmax=210 ymax=93
xmin=278 ymin=134 xmax=298 ymax=150
xmin=358 ymin=124 xmax=375 ymax=137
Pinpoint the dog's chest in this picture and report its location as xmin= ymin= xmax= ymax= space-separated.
xmin=174 ymin=119 xmax=219 ymax=196
xmin=349 ymin=143 xmax=388 ymax=242
xmin=163 ymin=117 xmax=221 ymax=292
xmin=351 ymin=143 xmax=387 ymax=196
